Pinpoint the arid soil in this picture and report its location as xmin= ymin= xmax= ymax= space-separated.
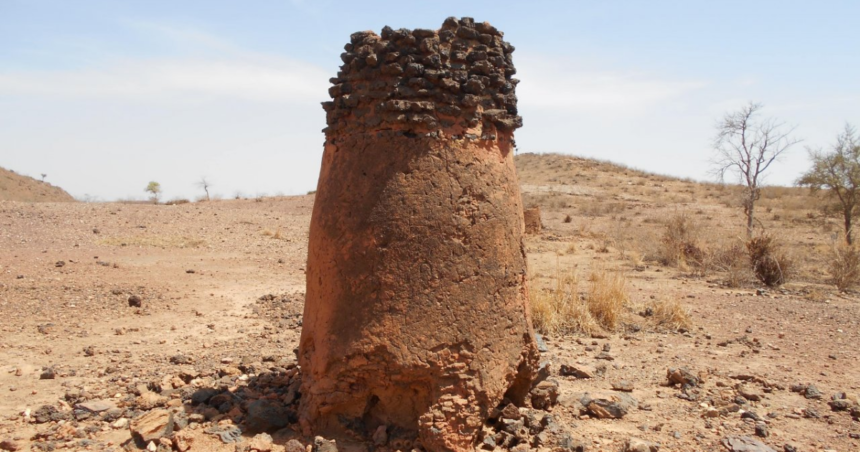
xmin=0 ymin=168 xmax=75 ymax=203
xmin=0 ymin=154 xmax=858 ymax=452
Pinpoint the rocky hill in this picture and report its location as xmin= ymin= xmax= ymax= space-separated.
xmin=0 ymin=167 xmax=75 ymax=202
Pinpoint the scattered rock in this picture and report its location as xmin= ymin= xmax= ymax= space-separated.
xmin=55 ymin=261 xmax=65 ymax=268
xmin=130 ymin=409 xmax=174 ymax=443
xmin=739 ymin=385 xmax=764 ymax=402
xmin=721 ymin=436 xmax=777 ymax=452
xmin=372 ymin=425 xmax=388 ymax=446
xmin=313 ymin=436 xmax=338 ymax=452
xmin=284 ymin=440 xmax=305 ymax=452
xmin=33 ymin=404 xmax=67 ymax=423
xmin=667 ymin=367 xmax=699 ymax=386
xmin=39 ymin=368 xmax=56 ymax=380
xmin=245 ymin=399 xmax=291 ymax=433
xmin=238 ymin=433 xmax=275 ymax=452
xmin=755 ymin=421 xmax=769 ymax=438
xmin=534 ymin=333 xmax=549 ymax=352
xmin=582 ymin=392 xmax=637 ymax=419
xmin=170 ymin=355 xmax=193 ymax=365
xmin=76 ymin=400 xmax=116 ymax=413
xmin=0 ymin=439 xmax=19 ymax=451
xmin=624 ymin=437 xmax=659 ymax=452
xmin=530 ymin=380 xmax=559 ymax=410
xmin=128 ymin=295 xmax=142 ymax=307
xmin=559 ymin=363 xmax=599 ymax=379
xmin=804 ymin=385 xmax=823 ymax=399
xmin=612 ymin=380 xmax=635 ymax=392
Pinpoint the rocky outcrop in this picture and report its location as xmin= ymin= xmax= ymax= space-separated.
xmin=299 ymin=17 xmax=537 ymax=452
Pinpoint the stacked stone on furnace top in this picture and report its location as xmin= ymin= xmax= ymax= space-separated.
xmin=322 ymin=16 xmax=522 ymax=139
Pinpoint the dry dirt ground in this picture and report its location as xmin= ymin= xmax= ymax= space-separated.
xmin=0 ymin=154 xmax=858 ymax=452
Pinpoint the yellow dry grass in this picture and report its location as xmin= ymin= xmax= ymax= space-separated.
xmin=585 ymin=267 xmax=628 ymax=331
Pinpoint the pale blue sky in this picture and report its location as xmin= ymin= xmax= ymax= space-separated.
xmin=1 ymin=0 xmax=858 ymax=200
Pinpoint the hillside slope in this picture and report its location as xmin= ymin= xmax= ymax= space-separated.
xmin=0 ymin=167 xmax=75 ymax=202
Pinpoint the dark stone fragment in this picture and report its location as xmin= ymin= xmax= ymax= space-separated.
xmin=404 ymin=63 xmax=424 ymax=78
xmin=467 ymin=51 xmax=488 ymax=63
xmin=828 ymin=399 xmax=852 ymax=411
xmin=190 ymin=388 xmax=220 ymax=405
xmin=456 ymin=27 xmax=480 ymax=40
xmin=741 ymin=411 xmax=762 ymax=421
xmin=244 ymin=400 xmax=292 ymax=434
xmin=350 ymin=31 xmax=375 ymax=45
xmin=804 ymin=385 xmax=823 ymax=399
xmin=557 ymin=432 xmax=586 ymax=452
xmin=439 ymin=30 xmax=455 ymax=42
xmin=381 ymin=63 xmax=403 ymax=76
xmin=462 ymin=79 xmax=485 ymax=94
xmin=33 ymin=405 xmax=68 ymax=424
xmin=470 ymin=61 xmax=495 ymax=76
xmin=530 ymin=380 xmax=559 ymax=410
xmin=420 ymin=37 xmax=440 ymax=54
xmin=475 ymin=22 xmax=500 ymax=36
xmin=340 ymin=52 xmax=356 ymax=64
xmin=127 ymin=295 xmax=142 ymax=307
xmin=412 ymin=28 xmax=435 ymax=38
xmin=755 ymin=422 xmax=769 ymax=438
xmin=442 ymin=17 xmax=459 ymax=29
xmin=380 ymin=26 xmax=393 ymax=39
xmin=422 ymin=54 xmax=442 ymax=69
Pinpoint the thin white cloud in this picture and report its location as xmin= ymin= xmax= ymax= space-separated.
xmin=0 ymin=56 xmax=329 ymax=104
xmin=0 ymin=22 xmax=330 ymax=105
xmin=516 ymin=54 xmax=705 ymax=112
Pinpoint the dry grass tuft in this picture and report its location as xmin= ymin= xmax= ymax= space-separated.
xmin=531 ymin=271 xmax=600 ymax=336
xmin=585 ymin=267 xmax=629 ymax=330
xmin=262 ymin=228 xmax=284 ymax=240
xmin=649 ymin=298 xmax=692 ymax=331
xmin=828 ymin=244 xmax=860 ymax=291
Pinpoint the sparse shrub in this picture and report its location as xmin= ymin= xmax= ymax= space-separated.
xmin=828 ymin=244 xmax=860 ymax=291
xmin=563 ymin=214 xmax=572 ymax=223
xmin=710 ymin=241 xmax=751 ymax=287
xmin=660 ymin=213 xmax=703 ymax=268
xmin=585 ymin=268 xmax=628 ymax=331
xmin=165 ymin=198 xmax=189 ymax=205
xmin=746 ymin=233 xmax=792 ymax=287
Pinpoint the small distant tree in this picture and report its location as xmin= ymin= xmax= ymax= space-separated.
xmin=711 ymin=102 xmax=800 ymax=238
xmin=40 ymin=173 xmax=47 ymax=182
xmin=196 ymin=177 xmax=212 ymax=201
xmin=798 ymin=124 xmax=860 ymax=244
xmin=145 ymin=181 xmax=162 ymax=204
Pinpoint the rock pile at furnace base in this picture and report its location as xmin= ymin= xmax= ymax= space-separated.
xmin=299 ymin=17 xmax=538 ymax=452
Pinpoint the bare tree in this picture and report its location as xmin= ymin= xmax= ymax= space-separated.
xmin=40 ymin=173 xmax=47 ymax=182
xmin=196 ymin=177 xmax=212 ymax=201
xmin=797 ymin=124 xmax=860 ymax=244
xmin=711 ymin=102 xmax=800 ymax=238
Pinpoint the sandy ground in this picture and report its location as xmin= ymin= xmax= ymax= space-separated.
xmin=0 ymin=187 xmax=858 ymax=451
